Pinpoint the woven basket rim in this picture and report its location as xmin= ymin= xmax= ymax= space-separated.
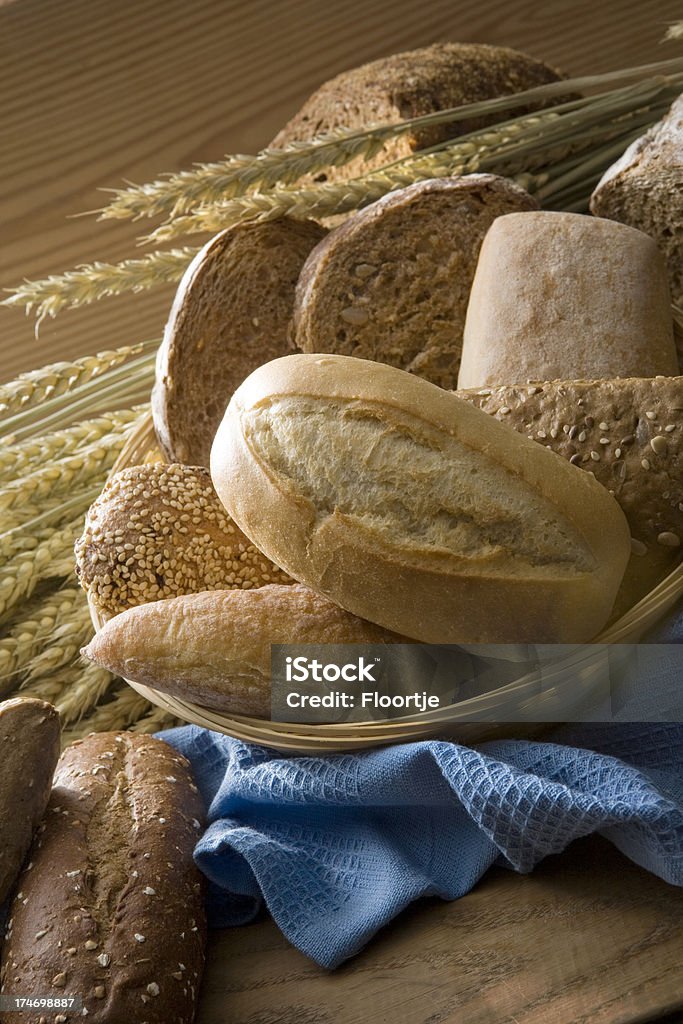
xmin=91 ymin=411 xmax=683 ymax=753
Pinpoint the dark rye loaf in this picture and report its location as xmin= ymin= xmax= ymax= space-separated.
xmin=590 ymin=95 xmax=683 ymax=305
xmin=0 ymin=698 xmax=60 ymax=908
xmin=293 ymin=175 xmax=537 ymax=390
xmin=271 ymin=42 xmax=566 ymax=183
xmin=152 ymin=217 xmax=326 ymax=466
xmin=0 ymin=733 xmax=206 ymax=1024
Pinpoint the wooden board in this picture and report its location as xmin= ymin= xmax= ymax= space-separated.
xmin=197 ymin=836 xmax=683 ymax=1024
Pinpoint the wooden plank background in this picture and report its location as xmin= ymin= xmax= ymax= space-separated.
xmin=0 ymin=0 xmax=681 ymax=380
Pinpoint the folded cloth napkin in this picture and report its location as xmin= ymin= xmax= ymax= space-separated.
xmin=161 ymin=721 xmax=683 ymax=969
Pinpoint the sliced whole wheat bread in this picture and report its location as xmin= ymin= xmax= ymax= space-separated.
xmin=271 ymin=42 xmax=567 ymax=184
xmin=152 ymin=217 xmax=326 ymax=466
xmin=292 ymin=175 xmax=537 ymax=390
xmin=590 ymin=95 xmax=683 ymax=305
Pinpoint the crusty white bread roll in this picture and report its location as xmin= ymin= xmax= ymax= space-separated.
xmin=210 ymin=353 xmax=631 ymax=644
xmin=457 ymin=212 xmax=678 ymax=388
xmin=82 ymin=584 xmax=408 ymax=716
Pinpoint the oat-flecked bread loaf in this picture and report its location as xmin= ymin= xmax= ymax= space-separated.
xmin=83 ymin=584 xmax=408 ymax=717
xmin=0 ymin=698 xmax=60 ymax=907
xmin=590 ymin=95 xmax=683 ymax=305
xmin=210 ymin=353 xmax=631 ymax=644
xmin=293 ymin=175 xmax=538 ymax=390
xmin=152 ymin=217 xmax=326 ymax=466
xmin=75 ymin=462 xmax=291 ymax=618
xmin=457 ymin=376 xmax=683 ymax=551
xmin=0 ymin=732 xmax=206 ymax=1024
xmin=457 ymin=211 xmax=678 ymax=388
xmin=271 ymin=42 xmax=566 ymax=183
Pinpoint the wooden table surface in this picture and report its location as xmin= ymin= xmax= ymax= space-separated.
xmin=1 ymin=1 xmax=682 ymax=1022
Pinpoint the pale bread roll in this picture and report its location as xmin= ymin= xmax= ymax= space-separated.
xmin=210 ymin=353 xmax=631 ymax=644
xmin=457 ymin=211 xmax=678 ymax=388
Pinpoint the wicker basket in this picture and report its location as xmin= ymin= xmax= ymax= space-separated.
xmin=87 ymin=412 xmax=683 ymax=753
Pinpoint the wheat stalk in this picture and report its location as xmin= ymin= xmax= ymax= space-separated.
xmin=0 ymin=427 xmax=134 ymax=513
xmin=22 ymin=600 xmax=94 ymax=684
xmin=129 ymin=707 xmax=180 ymax=733
xmin=52 ymin=661 xmax=118 ymax=724
xmin=0 ymin=519 xmax=81 ymax=622
xmin=0 ymin=407 xmax=142 ymax=482
xmin=19 ymin=674 xmax=70 ymax=706
xmin=0 ymin=587 xmax=82 ymax=690
xmin=0 ymin=346 xmax=143 ymax=419
xmin=1 ymin=249 xmax=198 ymax=324
xmin=61 ymin=685 xmax=153 ymax=745
xmin=0 ymin=483 xmax=102 ymax=562
xmin=98 ymin=57 xmax=683 ymax=222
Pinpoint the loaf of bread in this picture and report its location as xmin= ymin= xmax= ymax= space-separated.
xmin=293 ymin=175 xmax=537 ymax=390
xmin=210 ymin=353 xmax=631 ymax=644
xmin=82 ymin=584 xmax=408 ymax=716
xmin=457 ymin=212 xmax=678 ymax=388
xmin=457 ymin=376 xmax=682 ymax=552
xmin=0 ymin=732 xmax=206 ymax=1024
xmin=271 ymin=42 xmax=566 ymax=183
xmin=152 ymin=217 xmax=326 ymax=466
xmin=75 ymin=462 xmax=291 ymax=618
xmin=590 ymin=95 xmax=682 ymax=305
xmin=0 ymin=698 xmax=60 ymax=907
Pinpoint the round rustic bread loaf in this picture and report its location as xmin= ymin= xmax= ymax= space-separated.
xmin=75 ymin=462 xmax=291 ymax=618
xmin=293 ymin=175 xmax=537 ymax=390
xmin=152 ymin=217 xmax=326 ymax=466
xmin=271 ymin=42 xmax=567 ymax=183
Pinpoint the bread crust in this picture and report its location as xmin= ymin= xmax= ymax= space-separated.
xmin=457 ymin=212 xmax=677 ymax=388
xmin=271 ymin=42 xmax=567 ymax=183
xmin=293 ymin=175 xmax=538 ymax=390
xmin=210 ymin=353 xmax=631 ymax=644
xmin=152 ymin=217 xmax=326 ymax=466
xmin=0 ymin=698 xmax=60 ymax=907
xmin=0 ymin=732 xmax=206 ymax=1024
xmin=590 ymin=95 xmax=683 ymax=305
xmin=82 ymin=584 xmax=409 ymax=717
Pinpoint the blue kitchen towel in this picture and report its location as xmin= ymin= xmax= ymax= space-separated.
xmin=160 ymin=720 xmax=683 ymax=969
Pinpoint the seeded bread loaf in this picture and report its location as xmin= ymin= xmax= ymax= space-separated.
xmin=271 ymin=42 xmax=566 ymax=183
xmin=0 ymin=698 xmax=60 ymax=908
xmin=457 ymin=376 xmax=682 ymax=553
xmin=75 ymin=463 xmax=291 ymax=619
xmin=0 ymin=732 xmax=205 ymax=1024
xmin=83 ymin=584 xmax=408 ymax=716
xmin=457 ymin=212 xmax=678 ymax=388
xmin=590 ymin=95 xmax=683 ymax=305
xmin=152 ymin=217 xmax=326 ymax=466
xmin=210 ymin=354 xmax=631 ymax=644
xmin=293 ymin=175 xmax=537 ymax=390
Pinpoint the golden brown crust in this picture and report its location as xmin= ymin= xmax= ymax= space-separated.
xmin=152 ymin=217 xmax=326 ymax=466
xmin=210 ymin=353 xmax=632 ymax=644
xmin=0 ymin=732 xmax=206 ymax=1024
xmin=75 ymin=462 xmax=291 ymax=618
xmin=82 ymin=584 xmax=408 ymax=717
xmin=293 ymin=175 xmax=538 ymax=390
xmin=0 ymin=698 xmax=60 ymax=907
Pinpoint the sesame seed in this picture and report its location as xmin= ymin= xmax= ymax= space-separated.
xmin=641 ymin=458 xmax=651 ymax=471
xmin=630 ymin=539 xmax=648 ymax=556
xmin=599 ymin=437 xmax=609 ymax=445
xmin=134 ymin=933 xmax=146 ymax=943
xmin=85 ymin=940 xmax=98 ymax=950
xmin=657 ymin=532 xmax=680 ymax=548
xmin=93 ymin=985 xmax=106 ymax=999
xmin=664 ymin=424 xmax=676 ymax=432
xmin=97 ymin=953 xmax=111 ymax=967
xmin=650 ymin=436 xmax=667 ymax=455
xmin=645 ymin=411 xmax=657 ymax=420
xmin=143 ymin=887 xmax=156 ymax=896
xmin=147 ymin=983 xmax=160 ymax=997
xmin=614 ymin=448 xmax=622 ymax=459
xmin=598 ymin=422 xmax=609 ymax=431
xmin=52 ymin=972 xmax=67 ymax=987
xmin=499 ymin=406 xmax=510 ymax=415
xmin=590 ymin=451 xmax=600 ymax=462
xmin=578 ymin=431 xmax=587 ymax=442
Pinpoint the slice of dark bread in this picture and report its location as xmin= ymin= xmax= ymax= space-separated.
xmin=590 ymin=95 xmax=683 ymax=305
xmin=152 ymin=217 xmax=326 ymax=466
xmin=270 ymin=42 xmax=567 ymax=183
xmin=292 ymin=175 xmax=537 ymax=390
